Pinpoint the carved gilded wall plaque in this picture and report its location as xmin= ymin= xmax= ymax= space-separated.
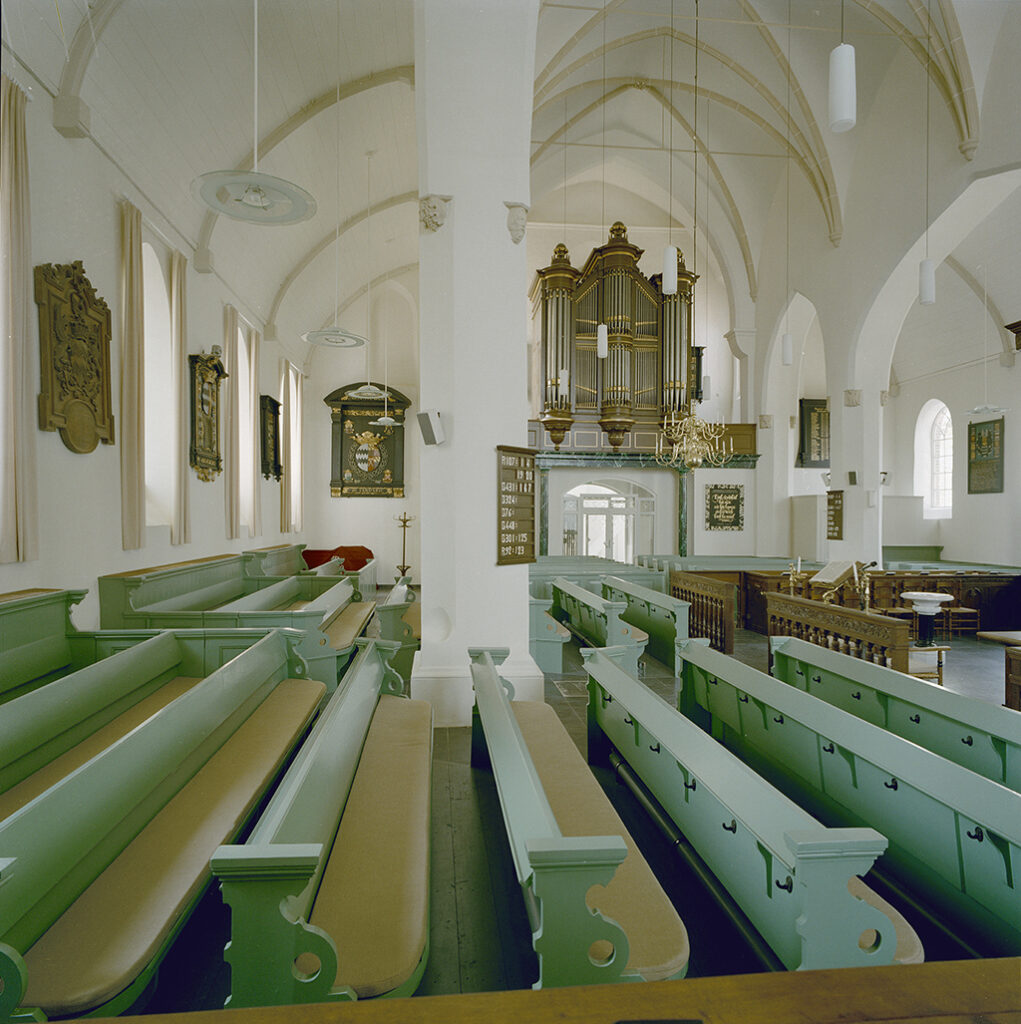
xmin=189 ymin=348 xmax=227 ymax=481
xmin=34 ymin=261 xmax=115 ymax=453
xmin=324 ymin=382 xmax=410 ymax=497
xmin=260 ymin=394 xmax=282 ymax=481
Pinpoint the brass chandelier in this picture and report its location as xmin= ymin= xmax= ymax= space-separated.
xmin=655 ymin=407 xmax=731 ymax=469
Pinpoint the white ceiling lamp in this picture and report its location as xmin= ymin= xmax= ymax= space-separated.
xmin=828 ymin=0 xmax=856 ymax=133
xmin=348 ymin=151 xmax=388 ymax=403
xmin=593 ymin=0 xmax=610 ymax=360
xmin=919 ymin=0 xmax=936 ymax=305
xmin=304 ymin=5 xmax=366 ymax=349
xmin=193 ymin=0 xmax=316 ymax=225
xmin=967 ymin=265 xmax=1007 ymax=417
xmin=661 ymin=0 xmax=678 ymax=295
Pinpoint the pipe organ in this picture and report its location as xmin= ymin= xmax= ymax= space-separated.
xmin=530 ymin=222 xmax=698 ymax=450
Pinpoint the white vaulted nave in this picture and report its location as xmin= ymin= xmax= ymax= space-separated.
xmin=1 ymin=0 xmax=1020 ymax=1020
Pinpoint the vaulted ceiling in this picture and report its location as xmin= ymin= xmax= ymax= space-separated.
xmin=3 ymin=0 xmax=1017 ymax=374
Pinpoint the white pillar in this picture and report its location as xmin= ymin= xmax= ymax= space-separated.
xmin=412 ymin=0 xmax=544 ymax=725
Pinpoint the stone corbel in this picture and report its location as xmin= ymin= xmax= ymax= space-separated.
xmin=504 ymin=202 xmax=529 ymax=245
xmin=419 ymin=194 xmax=452 ymax=233
xmin=53 ymin=92 xmax=91 ymax=137
xmin=758 ymin=414 xmax=773 ymax=430
xmin=193 ymin=247 xmax=215 ymax=274
xmin=843 ymin=389 xmax=862 ymax=408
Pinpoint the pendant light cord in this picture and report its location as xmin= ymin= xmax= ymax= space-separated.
xmin=601 ymin=0 xmax=607 ymax=241
xmin=668 ymin=0 xmax=674 ymax=247
xmin=333 ymin=0 xmax=341 ymax=326
xmin=692 ymin=0 xmax=699 ymax=279
xmin=785 ymin=0 xmax=791 ymax=337
xmin=253 ymin=0 xmax=259 ymax=172
xmin=365 ymin=151 xmax=372 ymax=383
xmin=924 ymin=0 xmax=931 ymax=260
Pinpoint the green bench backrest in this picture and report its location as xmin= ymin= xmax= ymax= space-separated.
xmin=583 ymin=646 xmax=897 ymax=971
xmin=0 ymin=630 xmax=301 ymax=956
xmin=1 ymin=631 xmax=183 ymax=792
xmin=243 ymin=545 xmax=307 ymax=577
xmin=0 ymin=591 xmax=85 ymax=701
xmin=217 ymin=576 xmax=302 ymax=613
xmin=601 ymin=574 xmax=689 ymax=669
xmin=677 ymin=637 xmax=1021 ymax=953
xmin=770 ymin=636 xmax=1021 ymax=792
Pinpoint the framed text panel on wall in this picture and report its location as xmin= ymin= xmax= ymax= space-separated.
xmin=705 ymin=483 xmax=744 ymax=531
xmin=827 ymin=490 xmax=844 ymax=540
xmin=497 ymin=446 xmax=536 ymax=565
xmin=968 ymin=417 xmax=1004 ymax=494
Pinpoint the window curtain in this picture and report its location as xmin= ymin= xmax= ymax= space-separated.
xmin=0 ymin=74 xmax=39 ymax=563
xmin=169 ymin=249 xmax=190 ymax=544
xmin=280 ymin=359 xmax=303 ymax=533
xmin=247 ymin=326 xmax=262 ymax=537
xmin=120 ymin=200 xmax=145 ymax=550
xmin=223 ymin=304 xmax=241 ymax=539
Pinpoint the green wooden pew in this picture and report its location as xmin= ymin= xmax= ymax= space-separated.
xmin=0 ymin=630 xmax=326 ymax=1022
xmin=600 ymin=575 xmax=690 ymax=673
xmin=0 ymin=626 xmax=312 ymax=820
xmin=550 ymin=576 xmax=648 ymax=676
xmin=469 ymin=647 xmax=690 ymax=988
xmin=528 ymin=596 xmax=571 ymax=673
xmin=211 ymin=638 xmax=432 ymax=1007
xmin=530 ymin=556 xmax=667 ymax=599
xmin=770 ymin=636 xmax=1021 ymax=792
xmin=373 ymin=577 xmax=420 ymax=685
xmin=99 ymin=565 xmax=371 ymax=688
xmin=676 ymin=637 xmax=1021 ymax=955
xmin=583 ymin=645 xmax=922 ymax=971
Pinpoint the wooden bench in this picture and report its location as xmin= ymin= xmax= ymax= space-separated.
xmin=469 ymin=647 xmax=689 ymax=987
xmin=676 ymin=637 xmax=1021 ymax=955
xmin=0 ymin=588 xmax=88 ymax=703
xmin=100 ymin=567 xmax=375 ymax=688
xmin=0 ymin=630 xmax=326 ymax=1021
xmin=211 ymin=638 xmax=432 ymax=1007
xmin=550 ymin=576 xmax=648 ymax=676
xmin=530 ymin=556 xmax=666 ymax=601
xmin=373 ymin=577 xmax=420 ymax=684
xmin=770 ymin=636 xmax=1021 ymax=792
xmin=583 ymin=644 xmax=922 ymax=971
xmin=528 ymin=596 xmax=570 ymax=673
xmin=0 ymin=627 xmax=312 ymax=821
xmin=601 ymin=575 xmax=689 ymax=673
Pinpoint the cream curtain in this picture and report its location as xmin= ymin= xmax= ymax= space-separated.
xmin=0 ymin=75 xmax=39 ymax=564
xmin=169 ymin=250 xmax=190 ymax=544
xmin=120 ymin=200 xmax=145 ymax=550
xmin=248 ymin=327 xmax=262 ymax=537
xmin=280 ymin=359 xmax=304 ymax=533
xmin=223 ymin=304 xmax=241 ymax=539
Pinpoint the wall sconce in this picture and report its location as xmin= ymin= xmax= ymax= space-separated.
xmin=879 ymin=471 xmax=890 ymax=485
xmin=821 ymin=471 xmax=832 ymax=489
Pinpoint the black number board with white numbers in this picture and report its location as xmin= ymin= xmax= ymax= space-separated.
xmin=496 ymin=445 xmax=536 ymax=565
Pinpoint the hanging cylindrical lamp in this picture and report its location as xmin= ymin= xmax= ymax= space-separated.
xmin=782 ymin=332 xmax=794 ymax=366
xmin=662 ymin=245 xmax=679 ymax=295
xmin=828 ymin=43 xmax=856 ymax=132
xmin=919 ymin=258 xmax=936 ymax=306
xmin=597 ymin=322 xmax=609 ymax=359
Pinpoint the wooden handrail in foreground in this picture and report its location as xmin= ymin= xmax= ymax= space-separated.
xmin=669 ymin=571 xmax=736 ymax=654
xmin=764 ymin=592 xmax=911 ymax=673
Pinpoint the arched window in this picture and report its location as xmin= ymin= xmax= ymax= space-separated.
xmin=930 ymin=405 xmax=953 ymax=512
xmin=913 ymin=398 xmax=952 ymax=518
xmin=562 ymin=479 xmax=655 ymax=561
xmin=142 ymin=242 xmax=173 ymax=526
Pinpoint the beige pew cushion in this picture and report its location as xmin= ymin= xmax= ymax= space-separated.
xmin=0 ymin=676 xmax=203 ymax=820
xmin=308 ymin=695 xmax=432 ymax=997
xmin=512 ymin=700 xmax=690 ymax=982
xmin=324 ymin=601 xmax=376 ymax=651
xmin=22 ymin=678 xmax=326 ymax=1017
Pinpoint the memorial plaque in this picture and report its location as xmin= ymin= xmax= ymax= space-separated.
xmin=968 ymin=417 xmax=1004 ymax=494
xmin=827 ymin=489 xmax=844 ymax=540
xmin=796 ymin=398 xmax=830 ymax=468
xmin=497 ymin=445 xmax=536 ymax=565
xmin=705 ymin=483 xmax=744 ymax=531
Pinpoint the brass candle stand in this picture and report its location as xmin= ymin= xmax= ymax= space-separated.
xmin=785 ymin=563 xmax=811 ymax=596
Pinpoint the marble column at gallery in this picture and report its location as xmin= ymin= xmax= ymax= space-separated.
xmin=411 ymin=0 xmax=543 ymax=725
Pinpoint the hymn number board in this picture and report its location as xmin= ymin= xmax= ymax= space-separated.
xmin=497 ymin=446 xmax=536 ymax=565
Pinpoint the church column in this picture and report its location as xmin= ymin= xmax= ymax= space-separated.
xmin=411 ymin=0 xmax=544 ymax=725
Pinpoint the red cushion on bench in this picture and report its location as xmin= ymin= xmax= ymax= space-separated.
xmin=301 ymin=545 xmax=374 ymax=571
